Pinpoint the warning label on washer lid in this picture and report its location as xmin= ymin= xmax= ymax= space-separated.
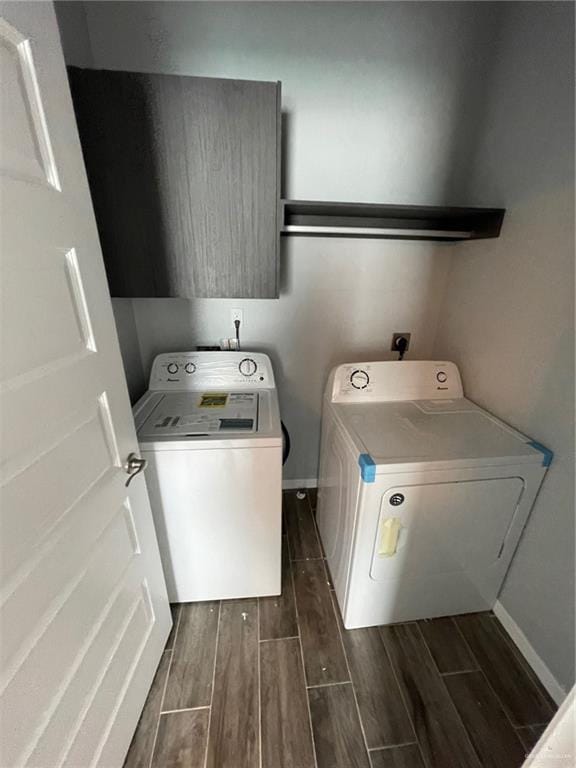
xmin=199 ymin=392 xmax=229 ymax=408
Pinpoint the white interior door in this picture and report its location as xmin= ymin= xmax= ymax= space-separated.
xmin=0 ymin=3 xmax=171 ymax=767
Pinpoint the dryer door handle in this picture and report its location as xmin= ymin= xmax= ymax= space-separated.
xmin=378 ymin=517 xmax=402 ymax=557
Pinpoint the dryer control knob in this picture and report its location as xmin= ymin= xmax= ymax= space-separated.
xmin=436 ymin=371 xmax=448 ymax=383
xmin=185 ymin=362 xmax=196 ymax=374
xmin=167 ymin=363 xmax=179 ymax=374
xmin=350 ymin=369 xmax=370 ymax=390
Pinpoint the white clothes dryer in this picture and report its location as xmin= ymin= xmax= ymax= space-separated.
xmin=316 ymin=360 xmax=551 ymax=628
xmin=134 ymin=351 xmax=282 ymax=602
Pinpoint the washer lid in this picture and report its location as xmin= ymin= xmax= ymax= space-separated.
xmin=139 ymin=391 xmax=258 ymax=438
xmin=334 ymin=398 xmax=544 ymax=469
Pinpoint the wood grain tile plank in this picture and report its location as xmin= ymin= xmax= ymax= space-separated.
xmin=164 ymin=604 xmax=180 ymax=651
xmin=515 ymin=728 xmax=533 ymax=752
xmin=206 ymin=599 xmax=259 ymax=768
xmin=308 ymin=683 xmax=370 ymax=768
xmin=454 ymin=614 xmax=554 ymax=726
xmin=124 ymin=651 xmax=171 ymax=768
xmin=293 ymin=559 xmax=349 ymax=686
xmin=370 ymin=744 xmax=426 ymax=768
xmin=444 ymin=671 xmax=526 ymax=768
xmin=260 ymin=638 xmax=315 ymax=768
xmin=324 ymin=559 xmax=334 ymax=590
xmin=285 ymin=492 xmax=322 ymax=560
xmin=515 ymin=724 xmax=547 ymax=753
xmin=151 ymin=709 xmax=208 ymax=768
xmin=332 ymin=594 xmax=414 ymax=749
xmin=418 ymin=617 xmax=479 ymax=674
xmin=315 ymin=519 xmax=327 ymax=558
xmin=380 ymin=623 xmax=481 ymax=768
xmin=308 ymin=488 xmax=318 ymax=513
xmin=259 ymin=537 xmax=298 ymax=640
xmin=163 ymin=601 xmax=219 ymax=711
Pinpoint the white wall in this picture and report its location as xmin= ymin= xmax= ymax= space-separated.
xmin=59 ymin=0 xmax=505 ymax=479
xmin=434 ymin=2 xmax=575 ymax=693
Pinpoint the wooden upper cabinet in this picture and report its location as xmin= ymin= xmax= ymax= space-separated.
xmin=68 ymin=68 xmax=281 ymax=298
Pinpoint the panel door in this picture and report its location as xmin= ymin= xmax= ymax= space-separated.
xmin=0 ymin=4 xmax=170 ymax=767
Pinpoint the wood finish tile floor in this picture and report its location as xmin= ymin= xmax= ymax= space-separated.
xmin=125 ymin=491 xmax=556 ymax=768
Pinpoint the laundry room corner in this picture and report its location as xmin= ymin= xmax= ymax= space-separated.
xmin=432 ymin=1 xmax=575 ymax=698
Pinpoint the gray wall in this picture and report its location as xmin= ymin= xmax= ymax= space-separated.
xmin=434 ymin=2 xmax=575 ymax=692
xmin=110 ymin=299 xmax=146 ymax=401
xmin=73 ymin=1 xmax=503 ymax=204
xmin=54 ymin=0 xmax=93 ymax=67
xmin=55 ymin=1 xmax=147 ymax=404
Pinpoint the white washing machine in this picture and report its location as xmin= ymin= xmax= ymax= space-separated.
xmin=133 ymin=351 xmax=282 ymax=602
xmin=317 ymin=360 xmax=552 ymax=629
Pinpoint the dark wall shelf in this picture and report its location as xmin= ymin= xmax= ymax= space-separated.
xmin=281 ymin=200 xmax=505 ymax=241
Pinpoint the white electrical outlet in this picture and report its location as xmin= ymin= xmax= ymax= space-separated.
xmin=231 ymin=308 xmax=243 ymax=325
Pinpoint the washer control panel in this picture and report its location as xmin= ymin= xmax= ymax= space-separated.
xmin=149 ymin=351 xmax=275 ymax=391
xmin=331 ymin=361 xmax=463 ymax=402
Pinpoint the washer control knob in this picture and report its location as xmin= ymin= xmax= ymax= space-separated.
xmin=350 ymin=369 xmax=370 ymax=390
xmin=436 ymin=371 xmax=448 ymax=383
xmin=185 ymin=362 xmax=196 ymax=374
xmin=167 ymin=363 xmax=179 ymax=374
xmin=239 ymin=358 xmax=257 ymax=376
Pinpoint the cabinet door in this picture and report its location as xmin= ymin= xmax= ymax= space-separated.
xmin=68 ymin=68 xmax=280 ymax=298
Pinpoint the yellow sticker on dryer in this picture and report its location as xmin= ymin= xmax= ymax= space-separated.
xmin=199 ymin=392 xmax=228 ymax=408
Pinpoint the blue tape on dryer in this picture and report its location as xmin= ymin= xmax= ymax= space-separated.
xmin=359 ymin=453 xmax=376 ymax=483
xmin=527 ymin=440 xmax=554 ymax=467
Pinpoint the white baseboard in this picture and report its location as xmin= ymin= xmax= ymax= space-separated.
xmin=494 ymin=600 xmax=566 ymax=706
xmin=282 ymin=478 xmax=317 ymax=490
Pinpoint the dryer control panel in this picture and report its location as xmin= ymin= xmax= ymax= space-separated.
xmin=149 ymin=351 xmax=275 ymax=391
xmin=330 ymin=361 xmax=463 ymax=402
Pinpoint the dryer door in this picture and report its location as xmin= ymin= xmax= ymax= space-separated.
xmin=370 ymin=478 xmax=524 ymax=585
